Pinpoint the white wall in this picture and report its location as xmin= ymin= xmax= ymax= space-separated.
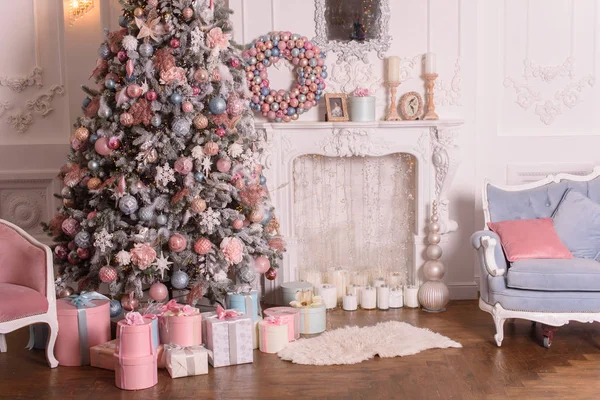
xmin=0 ymin=0 xmax=597 ymax=298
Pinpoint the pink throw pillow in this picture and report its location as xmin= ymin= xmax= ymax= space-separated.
xmin=487 ymin=218 xmax=573 ymax=262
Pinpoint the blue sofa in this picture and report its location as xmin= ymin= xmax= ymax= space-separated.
xmin=471 ymin=170 xmax=600 ymax=348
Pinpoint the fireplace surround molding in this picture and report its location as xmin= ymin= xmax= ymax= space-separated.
xmin=255 ymin=119 xmax=464 ymax=304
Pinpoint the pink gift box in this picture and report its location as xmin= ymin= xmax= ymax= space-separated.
xmin=263 ymin=307 xmax=300 ymax=341
xmin=90 ymin=339 xmax=117 ymax=370
xmin=115 ymin=318 xmax=155 ymax=358
xmin=159 ymin=312 xmax=202 ymax=347
xmin=55 ymin=299 xmax=111 ymax=366
xmin=114 ymin=353 xmax=157 ymax=391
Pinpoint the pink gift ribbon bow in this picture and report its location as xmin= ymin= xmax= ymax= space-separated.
xmin=264 ymin=316 xmax=285 ymax=325
xmin=124 ymin=312 xmax=146 ymax=325
xmin=216 ymin=305 xmax=242 ymax=320
xmin=162 ymin=299 xmax=182 ymax=313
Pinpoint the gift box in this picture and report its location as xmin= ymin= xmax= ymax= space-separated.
xmin=281 ymin=281 xmax=313 ymax=306
xmin=115 ymin=313 xmax=155 ymax=358
xmin=258 ymin=317 xmax=289 ymax=354
xmin=163 ymin=344 xmax=209 ymax=378
xmin=227 ymin=289 xmax=260 ymax=321
xmin=55 ymin=293 xmax=111 ymax=366
xmin=290 ymin=290 xmax=326 ymax=335
xmin=205 ymin=307 xmax=253 ymax=368
xmin=159 ymin=300 xmax=203 ymax=347
xmin=117 ymin=316 xmax=159 ymax=350
xmin=114 ymin=353 xmax=157 ymax=391
xmin=90 ymin=339 xmax=117 ymax=370
xmin=263 ymin=307 xmax=300 ymax=341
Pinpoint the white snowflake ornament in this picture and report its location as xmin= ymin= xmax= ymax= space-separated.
xmin=94 ymin=228 xmax=114 ymax=253
xmin=191 ymin=145 xmax=205 ymax=160
xmin=155 ymin=163 xmax=176 ymax=187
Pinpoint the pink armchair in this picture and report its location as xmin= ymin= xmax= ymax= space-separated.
xmin=0 ymin=219 xmax=59 ymax=367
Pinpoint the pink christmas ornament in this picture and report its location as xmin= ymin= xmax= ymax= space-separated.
xmin=232 ymin=219 xmax=244 ymax=230
xmin=170 ymin=38 xmax=180 ymax=48
xmin=265 ymin=268 xmax=277 ymax=280
xmin=61 ymin=218 xmax=80 ymax=236
xmin=215 ymin=128 xmax=226 ymax=137
xmin=120 ymin=112 xmax=134 ymax=127
xmin=54 ymin=245 xmax=68 ymax=260
xmin=77 ymin=247 xmax=90 ymax=259
xmin=193 ymin=238 xmax=212 ymax=255
xmin=108 ymin=137 xmax=121 ymax=150
xmin=99 ymin=265 xmax=118 ymax=283
xmin=145 ymin=91 xmax=157 ymax=101
xmin=174 ymin=157 xmax=193 ymax=175
xmin=230 ymin=58 xmax=240 ymax=68
xmin=204 ymin=142 xmax=219 ymax=156
xmin=71 ymin=138 xmax=85 ymax=151
xmin=149 ymin=282 xmax=169 ymax=301
xmin=169 ymin=234 xmax=187 ymax=253
xmin=181 ymin=101 xmax=193 ymax=113
xmin=126 ymin=59 xmax=134 ymax=78
xmin=182 ymin=7 xmax=194 ymax=20
xmin=216 ymin=158 xmax=231 ymax=173
xmin=126 ymin=84 xmax=143 ymax=98
xmin=194 ymin=68 xmax=209 ymax=83
xmin=117 ymin=50 xmax=127 ymax=62
xmin=94 ymin=137 xmax=113 ymax=156
xmin=190 ymin=198 xmax=207 ymax=213
xmin=254 ymin=256 xmax=270 ymax=274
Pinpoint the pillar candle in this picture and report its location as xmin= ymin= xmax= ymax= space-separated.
xmin=387 ymin=56 xmax=400 ymax=82
xmin=347 ymin=284 xmax=363 ymax=305
xmin=425 ymin=53 xmax=436 ymax=74
xmin=404 ymin=285 xmax=420 ymax=308
xmin=374 ymin=277 xmax=386 ymax=288
xmin=389 ymin=286 xmax=403 ymax=308
xmin=361 ymin=286 xmax=377 ymax=310
xmin=389 ymin=272 xmax=401 ymax=287
xmin=317 ymin=284 xmax=337 ymax=310
xmin=332 ymin=269 xmax=348 ymax=304
xmin=343 ymin=294 xmax=358 ymax=311
xmin=377 ymin=285 xmax=390 ymax=310
xmin=302 ymin=270 xmax=322 ymax=292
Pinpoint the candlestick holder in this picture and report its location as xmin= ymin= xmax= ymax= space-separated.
xmin=385 ymin=81 xmax=402 ymax=121
xmin=423 ymin=73 xmax=439 ymax=120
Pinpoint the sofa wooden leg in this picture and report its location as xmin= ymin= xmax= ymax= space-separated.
xmin=541 ymin=324 xmax=558 ymax=349
xmin=0 ymin=334 xmax=6 ymax=353
xmin=45 ymin=322 xmax=59 ymax=368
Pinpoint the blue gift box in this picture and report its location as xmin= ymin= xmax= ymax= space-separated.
xmin=227 ymin=290 xmax=260 ymax=321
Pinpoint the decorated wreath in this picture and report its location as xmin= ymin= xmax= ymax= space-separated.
xmin=242 ymin=31 xmax=327 ymax=123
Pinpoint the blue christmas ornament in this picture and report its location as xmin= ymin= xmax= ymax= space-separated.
xmin=82 ymin=97 xmax=91 ymax=109
xmin=110 ymin=299 xmax=123 ymax=318
xmin=254 ymin=70 xmax=260 ymax=76
xmin=309 ymin=58 xmax=318 ymax=67
xmin=260 ymin=175 xmax=267 ymax=185
xmin=209 ymin=97 xmax=227 ymax=114
xmin=171 ymin=270 xmax=189 ymax=290
xmin=287 ymin=107 xmax=296 ymax=116
xmin=118 ymin=15 xmax=130 ymax=28
xmin=104 ymin=79 xmax=116 ymax=90
xmin=151 ymin=115 xmax=162 ymax=127
xmin=265 ymin=49 xmax=272 ymax=57
xmin=171 ymin=118 xmax=191 ymax=136
xmin=89 ymin=134 xmax=98 ymax=144
xmin=271 ymin=48 xmax=280 ymax=57
xmin=261 ymin=88 xmax=270 ymax=96
xmin=291 ymin=48 xmax=300 ymax=57
xmin=119 ymin=195 xmax=139 ymax=215
xmin=261 ymin=208 xmax=273 ymax=225
xmin=321 ymin=71 xmax=328 ymax=79
xmin=194 ymin=172 xmax=205 ymax=182
xmin=170 ymin=93 xmax=183 ymax=104
xmin=74 ymin=231 xmax=91 ymax=249
xmin=98 ymin=43 xmax=111 ymax=59
xmin=138 ymin=207 xmax=154 ymax=222
xmin=263 ymin=59 xmax=271 ymax=67
xmin=126 ymin=74 xmax=136 ymax=82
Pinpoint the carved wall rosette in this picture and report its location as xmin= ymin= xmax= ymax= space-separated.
xmin=320 ymin=128 xmax=389 ymax=157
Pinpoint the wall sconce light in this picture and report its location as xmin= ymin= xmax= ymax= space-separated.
xmin=69 ymin=0 xmax=94 ymax=26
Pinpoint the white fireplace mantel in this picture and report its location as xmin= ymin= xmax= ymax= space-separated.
xmin=255 ymin=119 xmax=464 ymax=304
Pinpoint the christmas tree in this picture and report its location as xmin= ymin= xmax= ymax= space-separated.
xmin=44 ymin=0 xmax=284 ymax=305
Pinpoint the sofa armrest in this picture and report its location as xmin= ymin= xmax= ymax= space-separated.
xmin=471 ymin=230 xmax=507 ymax=277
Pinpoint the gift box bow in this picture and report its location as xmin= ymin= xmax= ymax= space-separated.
xmin=124 ymin=311 xmax=146 ymax=325
xmin=161 ymin=299 xmax=198 ymax=316
xmin=290 ymin=289 xmax=323 ymax=308
xmin=353 ymin=88 xmax=370 ymax=97
xmin=264 ymin=316 xmax=286 ymax=325
xmin=216 ymin=305 xmax=242 ymax=320
xmin=68 ymin=291 xmax=109 ymax=308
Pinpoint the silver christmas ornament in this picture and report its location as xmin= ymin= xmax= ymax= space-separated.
xmin=88 ymin=160 xmax=100 ymax=171
xmin=61 ymin=187 xmax=73 ymax=199
xmin=98 ymin=43 xmax=111 ymax=59
xmin=156 ymin=214 xmax=168 ymax=225
xmin=74 ymin=231 xmax=91 ymax=249
xmin=119 ymin=195 xmax=139 ymax=215
xmin=138 ymin=206 xmax=155 ymax=221
xmin=139 ymin=42 xmax=154 ymax=57
xmin=151 ymin=115 xmax=162 ymax=127
xmin=172 ymin=118 xmax=191 ymax=136
xmin=418 ymin=201 xmax=449 ymax=312
xmin=208 ymin=97 xmax=226 ymax=114
xmin=237 ymin=264 xmax=257 ymax=284
xmin=171 ymin=270 xmax=189 ymax=289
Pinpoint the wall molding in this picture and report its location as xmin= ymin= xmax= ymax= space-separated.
xmin=0 ymin=67 xmax=43 ymax=93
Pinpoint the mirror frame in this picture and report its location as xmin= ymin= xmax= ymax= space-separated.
xmin=313 ymin=0 xmax=392 ymax=64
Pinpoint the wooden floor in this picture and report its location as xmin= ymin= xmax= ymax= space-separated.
xmin=2 ymin=300 xmax=600 ymax=399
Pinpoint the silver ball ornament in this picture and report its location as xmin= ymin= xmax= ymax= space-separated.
xmin=431 ymin=215 xmax=439 ymax=223
xmin=156 ymin=214 xmax=167 ymax=225
xmin=237 ymin=265 xmax=257 ymax=284
xmin=423 ymin=260 xmax=445 ymax=281
xmin=429 ymin=222 xmax=440 ymax=233
xmin=171 ymin=270 xmax=189 ymax=289
xmin=151 ymin=115 xmax=162 ymax=127
xmin=61 ymin=187 xmax=73 ymax=199
xmin=119 ymin=195 xmax=139 ymax=215
xmin=98 ymin=43 xmax=111 ymax=59
xmin=426 ymin=244 xmax=443 ymax=260
xmin=138 ymin=206 xmax=154 ymax=222
xmin=418 ymin=281 xmax=449 ymax=311
xmin=172 ymin=118 xmax=191 ymax=137
xmin=97 ymin=106 xmax=112 ymax=119
xmin=139 ymin=43 xmax=154 ymax=57
xmin=74 ymin=231 xmax=91 ymax=249
xmin=88 ymin=160 xmax=100 ymax=171
xmin=208 ymin=97 xmax=227 ymax=114
xmin=109 ymin=299 xmax=123 ymax=318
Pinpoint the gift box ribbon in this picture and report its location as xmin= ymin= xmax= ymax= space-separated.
xmin=228 ymin=287 xmax=262 ymax=319
xmin=211 ymin=306 xmax=244 ymax=365
xmin=267 ymin=310 xmax=300 ymax=339
xmin=66 ymin=291 xmax=109 ymax=365
xmin=163 ymin=344 xmax=208 ymax=376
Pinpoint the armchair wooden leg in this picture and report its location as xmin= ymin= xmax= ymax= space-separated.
xmin=541 ymin=324 xmax=558 ymax=349
xmin=493 ymin=315 xmax=505 ymax=347
xmin=0 ymin=334 xmax=6 ymax=352
xmin=45 ymin=322 xmax=59 ymax=368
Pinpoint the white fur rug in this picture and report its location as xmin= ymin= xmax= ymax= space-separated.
xmin=278 ymin=321 xmax=462 ymax=366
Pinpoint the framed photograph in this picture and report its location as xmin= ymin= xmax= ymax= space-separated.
xmin=325 ymin=93 xmax=349 ymax=122
xmin=399 ymin=92 xmax=424 ymax=121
